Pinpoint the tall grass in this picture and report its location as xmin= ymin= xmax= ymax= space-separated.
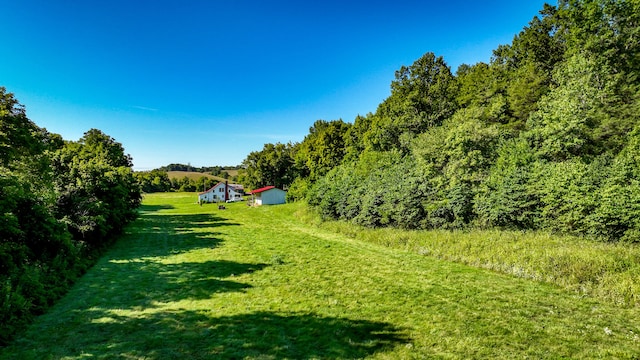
xmin=297 ymin=205 xmax=640 ymax=307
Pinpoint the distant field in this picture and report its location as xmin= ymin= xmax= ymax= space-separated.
xmin=2 ymin=193 xmax=639 ymax=358
xmin=223 ymin=169 xmax=239 ymax=177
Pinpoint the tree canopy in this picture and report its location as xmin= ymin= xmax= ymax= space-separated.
xmin=243 ymin=0 xmax=640 ymax=242
xmin=0 ymin=88 xmax=141 ymax=344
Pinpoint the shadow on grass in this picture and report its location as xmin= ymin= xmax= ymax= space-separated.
xmin=57 ymin=209 xmax=409 ymax=358
xmin=72 ymin=210 xmax=408 ymax=358
xmin=66 ymin=310 xmax=409 ymax=359
xmin=86 ymin=258 xmax=268 ymax=308
xmin=121 ymin=212 xmax=240 ymax=259
xmin=138 ymin=203 xmax=175 ymax=213
xmin=90 ymin=211 xmax=265 ymax=308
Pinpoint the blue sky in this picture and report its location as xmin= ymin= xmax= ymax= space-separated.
xmin=2 ymin=1 xmax=550 ymax=170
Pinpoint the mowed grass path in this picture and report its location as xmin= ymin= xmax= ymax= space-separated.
xmin=2 ymin=193 xmax=640 ymax=359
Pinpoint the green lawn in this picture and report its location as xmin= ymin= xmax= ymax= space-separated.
xmin=2 ymin=192 xmax=640 ymax=359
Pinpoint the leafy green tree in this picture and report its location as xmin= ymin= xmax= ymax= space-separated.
xmin=525 ymin=53 xmax=600 ymax=160
xmin=0 ymin=88 xmax=82 ymax=345
xmin=134 ymin=170 xmax=172 ymax=193
xmin=534 ymin=157 xmax=607 ymax=235
xmin=308 ymin=150 xmax=428 ymax=229
xmin=587 ymin=127 xmax=640 ymax=242
xmin=0 ymin=87 xmax=41 ymax=167
xmin=295 ymin=119 xmax=351 ymax=181
xmin=455 ymin=63 xmax=509 ymax=123
xmin=296 ymin=0 xmax=640 ymax=242
xmin=411 ymin=107 xmax=504 ymax=228
xmin=474 ymin=139 xmax=541 ymax=229
xmin=242 ymin=142 xmax=297 ymax=190
xmin=490 ymin=4 xmax=564 ymax=127
xmin=558 ymin=0 xmax=640 ymax=153
xmin=343 ymin=114 xmax=373 ymax=161
xmin=52 ymin=129 xmax=141 ymax=246
xmin=363 ymin=53 xmax=457 ymax=152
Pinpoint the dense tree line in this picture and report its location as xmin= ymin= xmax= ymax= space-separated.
xmin=0 ymin=88 xmax=141 ymax=344
xmin=134 ymin=171 xmax=231 ymax=193
xmin=157 ymin=163 xmax=239 ymax=177
xmin=134 ymin=169 xmax=173 ymax=192
xmin=243 ymin=0 xmax=640 ymax=242
xmin=136 ymin=164 xmax=244 ymax=193
xmin=168 ymin=176 xmax=220 ymax=192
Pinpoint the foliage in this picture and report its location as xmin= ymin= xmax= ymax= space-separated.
xmin=0 ymin=88 xmax=141 ymax=344
xmin=294 ymin=0 xmax=640 ymax=243
xmin=360 ymin=52 xmax=458 ymax=152
xmin=294 ymin=119 xmax=351 ymax=181
xmin=51 ymin=129 xmax=141 ymax=247
xmin=0 ymin=172 xmax=79 ymax=345
xmin=285 ymin=176 xmax=311 ymax=202
xmin=474 ymin=139 xmax=541 ymax=229
xmin=241 ymin=142 xmax=297 ymax=190
xmin=587 ymin=127 xmax=640 ymax=242
xmin=309 ymin=150 xmax=428 ymax=229
xmin=134 ymin=169 xmax=172 ymax=193
xmin=411 ymin=107 xmax=506 ymax=228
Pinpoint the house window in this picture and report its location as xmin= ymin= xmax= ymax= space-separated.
xmin=219 ymin=188 xmax=224 ymax=192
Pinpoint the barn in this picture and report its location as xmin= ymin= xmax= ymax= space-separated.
xmin=250 ymin=186 xmax=286 ymax=205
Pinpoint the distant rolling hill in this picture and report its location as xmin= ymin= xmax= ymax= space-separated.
xmin=222 ymin=169 xmax=239 ymax=177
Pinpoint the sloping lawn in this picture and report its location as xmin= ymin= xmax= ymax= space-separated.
xmin=2 ymin=192 xmax=639 ymax=359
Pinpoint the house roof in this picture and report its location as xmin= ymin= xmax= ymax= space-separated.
xmin=250 ymin=185 xmax=276 ymax=194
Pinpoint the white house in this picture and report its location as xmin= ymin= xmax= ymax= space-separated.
xmin=198 ymin=182 xmax=244 ymax=203
xmin=250 ymin=186 xmax=286 ymax=205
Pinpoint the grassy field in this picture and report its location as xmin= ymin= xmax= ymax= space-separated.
xmin=222 ymin=168 xmax=239 ymax=177
xmin=311 ymin=216 xmax=640 ymax=308
xmin=2 ymin=193 xmax=640 ymax=359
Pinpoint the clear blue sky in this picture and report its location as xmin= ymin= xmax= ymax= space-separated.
xmin=2 ymin=1 xmax=550 ymax=170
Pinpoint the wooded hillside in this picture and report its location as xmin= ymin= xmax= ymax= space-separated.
xmin=243 ymin=0 xmax=640 ymax=242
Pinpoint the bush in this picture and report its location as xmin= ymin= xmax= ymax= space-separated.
xmin=475 ymin=139 xmax=540 ymax=229
xmin=308 ymin=151 xmax=428 ymax=229
xmin=0 ymin=173 xmax=82 ymax=345
xmin=286 ymin=177 xmax=311 ymax=202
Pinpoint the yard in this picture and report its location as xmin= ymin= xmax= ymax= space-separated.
xmin=2 ymin=192 xmax=639 ymax=359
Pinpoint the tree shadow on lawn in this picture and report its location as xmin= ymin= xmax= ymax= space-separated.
xmin=121 ymin=212 xmax=239 ymax=259
xmin=48 ymin=209 xmax=409 ymax=358
xmin=85 ymin=258 xmax=268 ymax=309
xmin=135 ymin=212 xmax=240 ymax=232
xmin=63 ymin=309 xmax=409 ymax=359
xmin=138 ymin=203 xmax=175 ymax=213
xmin=86 ymin=211 xmax=265 ymax=309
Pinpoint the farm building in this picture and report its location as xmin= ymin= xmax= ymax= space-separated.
xmin=198 ymin=182 xmax=244 ymax=203
xmin=250 ymin=186 xmax=286 ymax=205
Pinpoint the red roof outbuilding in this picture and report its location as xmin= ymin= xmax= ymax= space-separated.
xmin=249 ymin=185 xmax=276 ymax=194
